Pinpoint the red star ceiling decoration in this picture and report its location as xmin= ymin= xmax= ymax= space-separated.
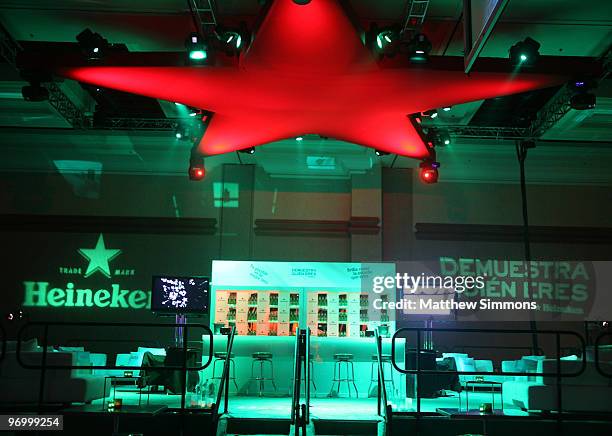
xmin=52 ymin=0 xmax=588 ymax=159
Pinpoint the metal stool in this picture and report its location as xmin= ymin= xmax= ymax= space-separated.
xmin=248 ymin=352 xmax=277 ymax=396
xmin=368 ymin=354 xmax=395 ymax=396
xmin=210 ymin=352 xmax=238 ymax=391
xmin=329 ymin=353 xmax=358 ymax=398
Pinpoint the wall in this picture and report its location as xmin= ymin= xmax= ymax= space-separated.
xmin=1 ymin=161 xmax=610 ymax=359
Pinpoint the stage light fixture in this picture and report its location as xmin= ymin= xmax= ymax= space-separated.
xmin=438 ymin=131 xmax=451 ymax=146
xmin=421 ymin=109 xmax=438 ymax=119
xmin=239 ymin=147 xmax=256 ymax=154
xmin=407 ymin=33 xmax=432 ymax=63
xmin=218 ymin=25 xmax=250 ymax=56
xmin=375 ymin=29 xmax=400 ymax=56
xmin=509 ymin=37 xmax=540 ymax=67
xmin=568 ymin=78 xmax=596 ymax=110
xmin=570 ymin=93 xmax=596 ymax=110
xmin=188 ymin=154 xmax=206 ymax=181
xmin=375 ymin=150 xmax=390 ymax=156
xmin=296 ymin=136 xmax=304 ymax=142
xmin=76 ymin=29 xmax=109 ymax=60
xmin=21 ymin=83 xmax=49 ymax=102
xmin=175 ymin=124 xmax=191 ymax=140
xmin=186 ymin=33 xmax=208 ymax=64
xmin=188 ymin=107 xmax=202 ymax=117
xmin=426 ymin=130 xmax=452 ymax=147
xmin=442 ymin=106 xmax=452 ymax=112
xmin=419 ymin=159 xmax=440 ymax=184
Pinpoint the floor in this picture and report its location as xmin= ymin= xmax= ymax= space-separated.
xmin=93 ymin=389 xmax=528 ymax=418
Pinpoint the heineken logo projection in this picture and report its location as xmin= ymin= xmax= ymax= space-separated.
xmin=22 ymin=234 xmax=150 ymax=310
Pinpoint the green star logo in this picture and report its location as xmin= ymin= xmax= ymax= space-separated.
xmin=78 ymin=234 xmax=121 ymax=278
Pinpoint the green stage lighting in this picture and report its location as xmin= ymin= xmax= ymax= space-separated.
xmin=510 ymin=37 xmax=540 ymax=67
xmin=407 ymin=34 xmax=432 ymax=64
xmin=371 ymin=28 xmax=400 ymax=57
xmin=186 ymin=33 xmax=208 ymax=64
xmin=189 ymin=50 xmax=207 ymax=60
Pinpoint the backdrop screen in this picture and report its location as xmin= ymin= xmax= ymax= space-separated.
xmin=151 ymin=276 xmax=209 ymax=313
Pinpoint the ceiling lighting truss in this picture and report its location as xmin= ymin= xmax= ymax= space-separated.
xmin=401 ymin=0 xmax=431 ymax=37
xmin=1 ymin=21 xmax=89 ymax=128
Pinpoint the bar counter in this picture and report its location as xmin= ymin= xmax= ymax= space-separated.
xmin=200 ymin=335 xmax=406 ymax=397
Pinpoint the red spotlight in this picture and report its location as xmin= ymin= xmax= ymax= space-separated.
xmin=189 ymin=155 xmax=206 ymax=181
xmin=419 ymin=160 xmax=439 ymax=184
xmin=189 ymin=166 xmax=205 ymax=181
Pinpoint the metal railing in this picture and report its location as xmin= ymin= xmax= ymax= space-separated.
xmin=291 ymin=329 xmax=310 ymax=436
xmin=303 ymin=328 xmax=311 ymax=427
xmin=212 ymin=325 xmax=236 ymax=422
xmin=375 ymin=328 xmax=391 ymax=428
xmin=450 ymin=344 xmax=545 ymax=357
xmin=16 ymin=321 xmax=213 ymax=412
xmin=594 ymin=331 xmax=612 ymax=378
xmin=291 ymin=329 xmax=301 ymax=426
xmin=66 ymin=338 xmax=166 ymax=349
xmin=391 ymin=327 xmax=587 ymax=416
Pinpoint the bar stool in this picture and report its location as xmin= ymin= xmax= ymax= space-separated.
xmin=248 ymin=352 xmax=277 ymax=396
xmin=368 ymin=354 xmax=395 ymax=396
xmin=210 ymin=352 xmax=238 ymax=391
xmin=329 ymin=353 xmax=358 ymax=398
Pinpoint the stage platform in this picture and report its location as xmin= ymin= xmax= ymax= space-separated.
xmin=89 ymin=389 xmax=526 ymax=417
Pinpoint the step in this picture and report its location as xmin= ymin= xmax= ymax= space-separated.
xmin=222 ymin=417 xmax=292 ymax=435
xmin=313 ymin=418 xmax=383 ymax=436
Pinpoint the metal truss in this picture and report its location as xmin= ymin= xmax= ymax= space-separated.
xmin=432 ymin=125 xmax=528 ymax=140
xmin=46 ymin=83 xmax=92 ymax=128
xmin=401 ymin=0 xmax=430 ymax=35
xmin=196 ymin=0 xmax=218 ymax=26
xmin=98 ymin=117 xmax=178 ymax=131
xmin=0 ymin=21 xmax=90 ymax=129
xmin=0 ymin=22 xmax=19 ymax=67
xmin=524 ymin=85 xmax=574 ymax=138
xmin=525 ymin=47 xmax=611 ymax=139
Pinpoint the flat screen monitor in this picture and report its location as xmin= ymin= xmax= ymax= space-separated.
xmin=151 ymin=276 xmax=210 ymax=314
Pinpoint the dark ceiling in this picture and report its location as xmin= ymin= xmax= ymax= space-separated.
xmin=0 ymin=0 xmax=610 ymax=139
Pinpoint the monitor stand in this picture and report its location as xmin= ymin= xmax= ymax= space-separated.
xmin=175 ymin=313 xmax=187 ymax=348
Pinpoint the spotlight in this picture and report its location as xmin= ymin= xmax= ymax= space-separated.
xmin=175 ymin=124 xmax=191 ymax=140
xmin=76 ymin=29 xmax=109 ymax=60
xmin=426 ymin=130 xmax=452 ymax=147
xmin=296 ymin=136 xmax=304 ymax=142
xmin=239 ymin=147 xmax=256 ymax=154
xmin=509 ymin=37 xmax=540 ymax=67
xmin=421 ymin=109 xmax=438 ymax=119
xmin=570 ymin=93 xmax=596 ymax=110
xmin=224 ymin=32 xmax=242 ymax=50
xmin=442 ymin=106 xmax=452 ymax=112
xmin=188 ymin=154 xmax=206 ymax=181
xmin=374 ymin=29 xmax=400 ymax=56
xmin=419 ymin=160 xmax=440 ymax=184
xmin=186 ymin=32 xmax=208 ymax=64
xmin=375 ymin=150 xmax=390 ymax=156
xmin=21 ymin=83 xmax=49 ymax=102
xmin=407 ymin=34 xmax=432 ymax=63
xmin=188 ymin=107 xmax=202 ymax=117
xmin=438 ymin=131 xmax=451 ymax=146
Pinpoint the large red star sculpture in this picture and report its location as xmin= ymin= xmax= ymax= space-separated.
xmin=50 ymin=0 xmax=585 ymax=159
